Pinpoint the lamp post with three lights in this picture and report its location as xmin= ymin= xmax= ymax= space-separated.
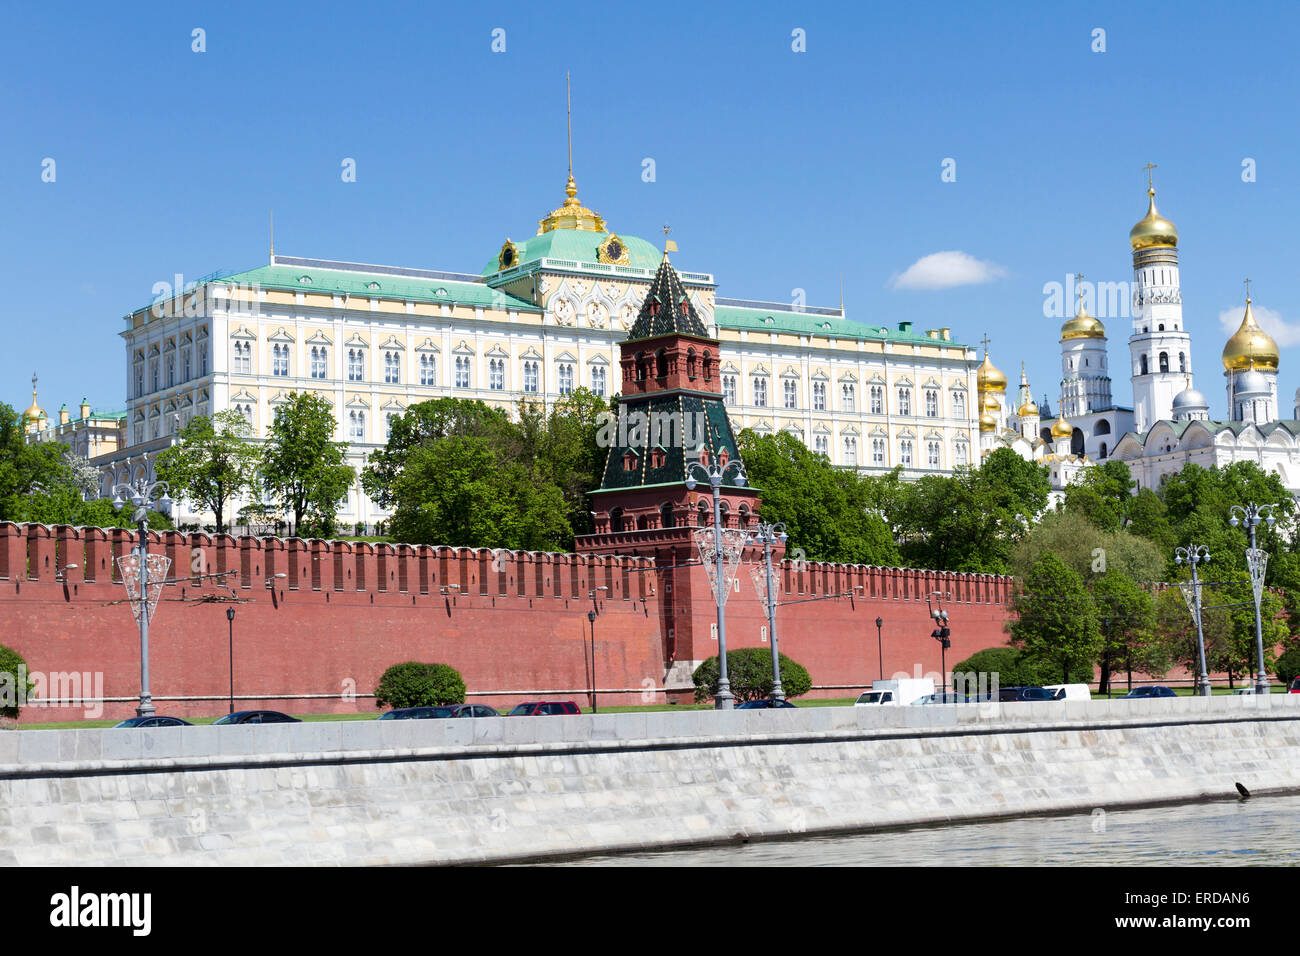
xmin=111 ymin=478 xmax=173 ymax=718
xmin=1229 ymin=503 xmax=1275 ymax=696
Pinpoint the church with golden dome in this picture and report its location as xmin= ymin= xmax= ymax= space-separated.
xmin=983 ymin=168 xmax=1300 ymax=496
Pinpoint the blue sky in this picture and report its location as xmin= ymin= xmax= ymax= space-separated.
xmin=4 ymin=1 xmax=1300 ymax=420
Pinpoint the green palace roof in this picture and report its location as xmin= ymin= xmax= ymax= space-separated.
xmin=714 ymin=302 xmax=967 ymax=346
xmin=140 ymin=261 xmax=541 ymax=315
xmin=481 ymin=230 xmax=662 ymax=276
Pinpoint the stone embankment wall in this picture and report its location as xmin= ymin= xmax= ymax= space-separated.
xmin=3 ymin=695 xmax=1299 ymax=865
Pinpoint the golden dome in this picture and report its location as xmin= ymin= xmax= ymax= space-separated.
xmin=537 ymin=173 xmax=607 ymax=234
xmin=1221 ymin=298 xmax=1279 ymax=372
xmin=1050 ymin=412 xmax=1073 ymax=441
xmin=22 ymin=373 xmax=44 ymax=426
xmin=976 ymin=351 xmax=1007 ymax=392
xmin=1060 ymin=301 xmax=1106 ymax=340
xmin=1130 ymin=187 xmax=1179 ymax=251
xmin=979 ymin=408 xmax=997 ymax=432
xmin=1017 ymin=398 xmax=1039 ymax=418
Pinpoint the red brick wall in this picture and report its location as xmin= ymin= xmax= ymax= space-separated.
xmin=0 ymin=522 xmax=1020 ymax=721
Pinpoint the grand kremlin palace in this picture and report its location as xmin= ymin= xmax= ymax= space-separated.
xmin=65 ymin=171 xmax=980 ymax=529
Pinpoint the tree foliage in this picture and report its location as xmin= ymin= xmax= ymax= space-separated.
xmin=373 ymin=661 xmax=467 ymax=709
xmin=1008 ymin=552 xmax=1101 ymax=684
xmin=692 ymin=649 xmax=812 ymax=703
xmin=0 ymin=644 xmax=34 ymax=719
xmin=154 ymin=410 xmax=259 ymax=533
xmin=260 ymin=392 xmax=355 ymax=536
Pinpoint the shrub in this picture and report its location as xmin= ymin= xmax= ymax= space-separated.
xmin=1274 ymin=645 xmax=1300 ymax=686
xmin=950 ymin=646 xmax=1069 ymax=690
xmin=374 ymin=662 xmax=466 ymax=709
xmin=0 ymin=644 xmax=35 ymax=720
xmin=692 ymin=648 xmax=812 ymax=703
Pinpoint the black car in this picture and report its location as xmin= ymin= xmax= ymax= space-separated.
xmin=113 ymin=716 xmax=193 ymax=728
xmin=1121 ymin=686 xmax=1177 ymax=699
xmin=211 ymin=710 xmax=301 ymax=724
xmin=447 ymin=704 xmax=500 ymax=718
xmin=736 ymin=698 xmax=798 ymax=709
xmin=377 ymin=706 xmax=457 ymax=720
xmin=995 ymin=686 xmax=1060 ymax=702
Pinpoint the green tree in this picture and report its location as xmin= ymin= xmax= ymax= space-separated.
xmin=361 ymin=398 xmax=512 ymax=508
xmin=154 ymin=410 xmax=259 ymax=534
xmin=260 ymin=392 xmax=355 ymax=536
xmin=736 ymin=429 xmax=900 ymax=565
xmin=1126 ymin=487 xmax=1176 ymax=553
xmin=1060 ymin=459 xmax=1135 ymax=532
xmin=1091 ymin=570 xmax=1156 ymax=695
xmin=692 ymin=649 xmax=812 ymax=703
xmin=0 ymin=402 xmax=83 ymax=522
xmin=0 ymin=644 xmax=35 ymax=720
xmin=528 ymin=388 xmax=609 ymax=538
xmin=1008 ymin=552 xmax=1101 ymax=684
xmin=373 ymin=662 xmax=466 ymax=709
xmin=950 ymin=646 xmax=1059 ymax=689
xmin=385 ymin=435 xmax=571 ymax=550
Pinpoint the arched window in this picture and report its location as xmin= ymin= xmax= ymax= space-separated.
xmin=1179 ymin=352 xmax=1186 ymax=373
xmin=1140 ymin=355 xmax=1149 ymax=375
xmin=718 ymin=501 xmax=730 ymax=528
xmin=610 ymin=508 xmax=624 ymax=533
xmin=1099 ymin=442 xmax=1108 ymax=459
xmin=660 ymin=503 xmax=675 ymax=528
xmin=697 ymin=501 xmax=710 ymax=526
xmin=635 ymin=353 xmax=647 ymax=382
xmin=1158 ymin=352 xmax=1169 ymax=373
xmin=703 ymin=352 xmax=713 ymax=381
xmin=1094 ymin=419 xmax=1111 ymax=435
xmin=655 ymin=349 xmax=668 ymax=379
xmin=687 ymin=348 xmax=697 ymax=379
xmin=636 ymin=514 xmax=651 ymax=530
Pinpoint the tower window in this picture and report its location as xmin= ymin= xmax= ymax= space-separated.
xmin=1179 ymin=352 xmax=1186 ymax=373
xmin=1140 ymin=355 xmax=1149 ymax=375
xmin=1159 ymin=352 xmax=1169 ymax=373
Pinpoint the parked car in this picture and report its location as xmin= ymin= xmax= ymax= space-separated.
xmin=996 ymin=686 xmax=1060 ymax=702
xmin=211 ymin=710 xmax=301 ymax=724
xmin=377 ymin=706 xmax=457 ymax=720
xmin=1043 ymin=683 xmax=1092 ymax=701
xmin=736 ymin=698 xmax=798 ymax=709
xmin=113 ymin=716 xmax=192 ymax=728
xmin=447 ymin=704 xmax=500 ymax=718
xmin=507 ymin=701 xmax=580 ymax=716
xmin=1120 ymin=686 xmax=1177 ymax=699
xmin=1289 ymin=677 xmax=1300 ymax=694
xmin=910 ymin=693 xmax=969 ymax=705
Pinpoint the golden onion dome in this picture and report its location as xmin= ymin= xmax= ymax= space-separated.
xmin=1130 ymin=187 xmax=1179 ymax=251
xmin=1221 ymin=298 xmax=1279 ymax=372
xmin=976 ymin=351 xmax=1007 ymax=392
xmin=1060 ymin=301 xmax=1106 ymax=340
xmin=1050 ymin=412 xmax=1073 ymax=441
xmin=979 ymin=408 xmax=997 ymax=432
xmin=22 ymin=374 xmax=44 ymax=425
xmin=1017 ymin=398 xmax=1039 ymax=418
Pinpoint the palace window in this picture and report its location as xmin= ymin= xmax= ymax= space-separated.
xmin=869 ymin=385 xmax=883 ymax=414
xmin=927 ymin=440 xmax=941 ymax=468
xmin=558 ymin=362 xmax=574 ymax=396
xmin=813 ymin=381 xmax=826 ymax=411
xmin=841 ymin=383 xmax=855 ymax=412
xmin=523 ymin=360 xmax=539 ymax=393
xmin=347 ymin=348 xmax=365 ymax=382
xmin=753 ymin=376 xmax=768 ymax=407
xmin=198 ymin=342 xmax=208 ymax=376
xmin=348 ymin=410 xmax=365 ymax=441
xmin=899 ymin=439 xmax=913 ymax=466
xmin=455 ymin=356 xmax=472 ymax=389
xmin=955 ymin=441 xmax=969 ymax=466
xmin=591 ymin=365 xmax=607 ymax=397
xmin=783 ymin=379 xmax=797 ymax=409
xmin=134 ymin=354 xmax=145 ymax=397
xmin=489 ymin=358 xmax=504 ymax=391
xmin=231 ymin=342 xmax=251 ymax=375
xmin=384 ymin=350 xmax=401 ymax=384
xmin=385 ymin=413 xmax=397 ymax=441
xmin=843 ymin=436 xmax=858 ymax=466
xmin=181 ymin=346 xmax=192 ymax=381
xmin=952 ymin=390 xmax=966 ymax=418
xmin=235 ymin=403 xmax=253 ymax=426
xmin=310 ymin=346 xmax=327 ymax=380
xmin=897 ymin=387 xmax=912 ymax=416
xmin=723 ymin=374 xmax=737 ymax=406
xmin=419 ymin=354 xmax=436 ymax=386
xmin=871 ymin=437 xmax=885 ymax=465
xmin=925 ymin=389 xmax=938 ymax=417
xmin=150 ymin=357 xmax=160 ymax=392
xmin=272 ymin=344 xmax=290 ymax=377
xmin=166 ymin=355 xmax=176 ymax=388
xmin=815 ymin=435 xmax=829 ymax=456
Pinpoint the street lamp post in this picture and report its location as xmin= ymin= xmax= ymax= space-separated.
xmin=874 ymin=616 xmax=884 ymax=682
xmin=1230 ymin=503 xmax=1275 ymax=696
xmin=587 ymin=587 xmax=607 ymax=713
xmin=750 ymin=521 xmax=787 ymax=701
xmin=685 ymin=454 xmax=748 ymax=710
xmin=226 ymin=606 xmax=235 ymax=714
xmin=111 ymin=478 xmax=173 ymax=718
xmin=1174 ymin=544 xmax=1213 ymax=697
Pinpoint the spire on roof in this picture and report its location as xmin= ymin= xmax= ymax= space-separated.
xmin=626 ymin=248 xmax=708 ymax=340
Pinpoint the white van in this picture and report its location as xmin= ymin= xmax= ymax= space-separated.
xmin=854 ymin=678 xmax=935 ymax=707
xmin=1043 ymin=683 xmax=1092 ymax=701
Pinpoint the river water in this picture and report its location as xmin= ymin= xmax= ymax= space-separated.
xmin=543 ymin=792 xmax=1300 ymax=866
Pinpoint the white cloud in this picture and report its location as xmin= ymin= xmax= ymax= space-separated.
xmin=888 ymin=251 xmax=1008 ymax=291
xmin=1217 ymin=302 xmax=1300 ymax=348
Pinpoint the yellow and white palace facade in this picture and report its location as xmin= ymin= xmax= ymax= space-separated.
xmin=93 ymin=175 xmax=982 ymax=529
